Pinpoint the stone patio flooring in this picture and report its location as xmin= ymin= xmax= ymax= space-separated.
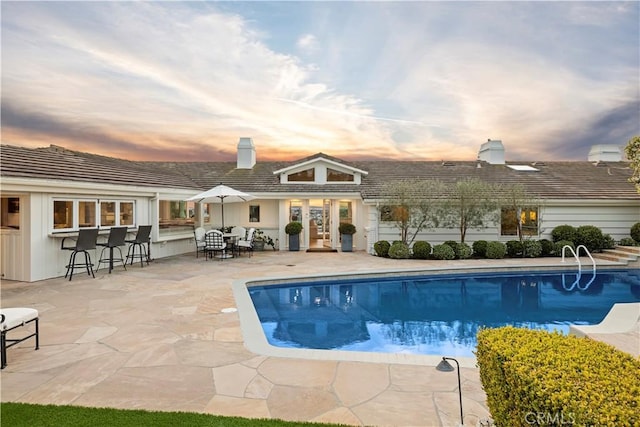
xmin=1 ymin=251 xmax=636 ymax=426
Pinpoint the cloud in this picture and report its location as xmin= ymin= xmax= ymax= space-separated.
xmin=1 ymin=1 xmax=637 ymax=162
xmin=296 ymin=33 xmax=319 ymax=54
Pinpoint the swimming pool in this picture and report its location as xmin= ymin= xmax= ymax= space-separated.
xmin=246 ymin=269 xmax=640 ymax=358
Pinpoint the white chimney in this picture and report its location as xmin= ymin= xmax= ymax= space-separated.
xmin=237 ymin=137 xmax=256 ymax=169
xmin=478 ymin=139 xmax=505 ymax=164
xmin=588 ymin=144 xmax=623 ymax=162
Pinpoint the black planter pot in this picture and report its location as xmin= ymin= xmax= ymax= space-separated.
xmin=289 ymin=234 xmax=300 ymax=251
xmin=341 ymin=234 xmax=353 ymax=252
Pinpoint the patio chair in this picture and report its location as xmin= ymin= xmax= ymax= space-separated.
xmin=96 ymin=227 xmax=128 ymax=273
xmin=1 ymin=308 xmax=39 ymax=369
xmin=232 ymin=226 xmax=247 ymax=241
xmin=236 ymin=227 xmax=256 ymax=257
xmin=126 ymin=225 xmax=152 ymax=267
xmin=194 ymin=226 xmax=207 ymax=258
xmin=204 ymin=229 xmax=227 ymax=260
xmin=61 ymin=228 xmax=99 ymax=281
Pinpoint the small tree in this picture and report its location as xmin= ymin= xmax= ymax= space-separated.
xmin=440 ymin=178 xmax=499 ymax=243
xmin=380 ymin=179 xmax=445 ymax=245
xmin=499 ymin=183 xmax=541 ymax=244
xmin=625 ymin=135 xmax=640 ymax=194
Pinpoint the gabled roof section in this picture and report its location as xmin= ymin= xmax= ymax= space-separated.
xmin=0 ymin=144 xmax=199 ymax=189
xmin=272 ymin=152 xmax=368 ymax=176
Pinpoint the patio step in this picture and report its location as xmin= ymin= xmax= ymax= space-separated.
xmin=593 ymin=246 xmax=640 ymax=265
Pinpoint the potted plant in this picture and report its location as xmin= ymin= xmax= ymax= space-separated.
xmin=285 ymin=221 xmax=303 ymax=251
xmin=253 ymin=229 xmax=275 ymax=251
xmin=339 ymin=222 xmax=356 ymax=252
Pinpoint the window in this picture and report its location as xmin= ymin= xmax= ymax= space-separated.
xmin=249 ymin=205 xmax=260 ymax=223
xmin=327 ymin=168 xmax=354 ymax=182
xmin=288 ymin=168 xmax=315 ymax=182
xmin=54 ymin=200 xmax=74 ymax=230
xmin=501 ymin=207 xmax=538 ymax=236
xmin=100 ymin=201 xmax=116 ymax=227
xmin=159 ymin=200 xmax=195 ymax=234
xmin=120 ymin=202 xmax=134 ymax=226
xmin=52 ymin=199 xmax=134 ymax=232
xmin=1 ymin=197 xmax=20 ymax=229
xmin=339 ymin=201 xmax=352 ymax=224
xmin=380 ymin=205 xmax=394 ymax=222
xmin=289 ymin=200 xmax=302 ymax=223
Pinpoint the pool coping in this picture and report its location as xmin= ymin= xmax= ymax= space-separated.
xmin=232 ymin=263 xmax=633 ymax=368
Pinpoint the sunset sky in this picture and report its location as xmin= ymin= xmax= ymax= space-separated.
xmin=1 ymin=1 xmax=638 ymax=162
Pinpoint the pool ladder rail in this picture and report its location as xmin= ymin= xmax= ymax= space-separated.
xmin=561 ymin=245 xmax=596 ymax=291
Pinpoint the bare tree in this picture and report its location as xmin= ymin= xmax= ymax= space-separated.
xmin=440 ymin=178 xmax=499 ymax=243
xmin=380 ymin=179 xmax=446 ymax=245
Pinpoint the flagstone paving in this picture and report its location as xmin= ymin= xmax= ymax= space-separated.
xmin=1 ymin=251 xmax=635 ymax=426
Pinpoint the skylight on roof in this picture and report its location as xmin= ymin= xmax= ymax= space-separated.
xmin=507 ymin=165 xmax=539 ymax=172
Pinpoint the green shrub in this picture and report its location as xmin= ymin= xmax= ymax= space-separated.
xmin=443 ymin=240 xmax=458 ymax=251
xmin=551 ymin=224 xmax=577 ymax=243
xmin=522 ymin=239 xmax=542 ymax=258
xmin=506 ymin=240 xmax=524 ymax=257
xmin=456 ymin=242 xmax=473 ymax=259
xmin=284 ymin=222 xmax=303 ymax=235
xmin=485 ymin=241 xmax=506 ymax=259
xmin=472 ymin=240 xmax=488 ymax=258
xmin=432 ymin=244 xmax=455 ymax=260
xmin=602 ymin=234 xmax=616 ymax=249
xmin=338 ymin=223 xmax=356 ymax=235
xmin=575 ymin=225 xmax=604 ymax=252
xmin=373 ymin=240 xmax=390 ymax=257
xmin=388 ymin=241 xmax=410 ymax=259
xmin=631 ymin=222 xmax=640 ymax=243
xmin=411 ymin=241 xmax=431 ymax=259
xmin=476 ymin=327 xmax=640 ymax=427
xmin=553 ymin=240 xmax=575 ymax=257
xmin=539 ymin=238 xmax=553 ymax=256
xmin=619 ymin=237 xmax=637 ymax=246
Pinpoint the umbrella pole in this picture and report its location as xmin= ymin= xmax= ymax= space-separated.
xmin=221 ymin=199 xmax=224 ymax=230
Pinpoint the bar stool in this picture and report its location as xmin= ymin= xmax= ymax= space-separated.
xmin=61 ymin=228 xmax=99 ymax=281
xmin=126 ymin=225 xmax=152 ymax=267
xmin=96 ymin=227 xmax=128 ymax=273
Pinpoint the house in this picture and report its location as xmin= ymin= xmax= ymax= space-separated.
xmin=1 ymin=138 xmax=638 ymax=282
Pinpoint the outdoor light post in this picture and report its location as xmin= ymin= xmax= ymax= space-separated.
xmin=436 ymin=356 xmax=463 ymax=426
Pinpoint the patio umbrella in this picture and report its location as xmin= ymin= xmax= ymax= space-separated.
xmin=186 ymin=184 xmax=256 ymax=229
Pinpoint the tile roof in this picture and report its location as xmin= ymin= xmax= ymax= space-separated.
xmin=1 ymin=144 xmax=638 ymax=200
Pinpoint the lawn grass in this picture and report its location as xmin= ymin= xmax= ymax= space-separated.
xmin=0 ymin=402 xmax=347 ymax=427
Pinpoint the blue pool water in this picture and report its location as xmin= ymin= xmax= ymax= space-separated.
xmin=248 ymin=269 xmax=640 ymax=357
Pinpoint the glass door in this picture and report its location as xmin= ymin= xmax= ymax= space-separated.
xmin=309 ymin=199 xmax=332 ymax=249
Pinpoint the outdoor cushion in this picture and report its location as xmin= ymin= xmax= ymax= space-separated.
xmin=1 ymin=308 xmax=38 ymax=330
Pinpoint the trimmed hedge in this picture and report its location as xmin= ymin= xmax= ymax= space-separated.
xmin=456 ymin=242 xmax=473 ymax=259
xmin=539 ymin=239 xmax=553 ymax=257
xmin=373 ymin=240 xmax=390 ymax=257
xmin=388 ymin=241 xmax=410 ymax=259
xmin=553 ymin=240 xmax=574 ymax=257
xmin=551 ymin=224 xmax=577 ymax=243
xmin=486 ymin=241 xmax=506 ymax=259
xmin=575 ymin=225 xmax=604 ymax=252
xmin=472 ymin=240 xmax=488 ymax=258
xmin=432 ymin=243 xmax=455 ymax=260
xmin=522 ymin=240 xmax=542 ymax=258
xmin=412 ymin=241 xmax=431 ymax=259
xmin=506 ymin=240 xmax=524 ymax=257
xmin=631 ymin=222 xmax=640 ymax=243
xmin=476 ymin=327 xmax=640 ymax=427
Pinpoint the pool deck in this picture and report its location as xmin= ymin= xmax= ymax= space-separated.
xmin=1 ymin=251 xmax=638 ymax=426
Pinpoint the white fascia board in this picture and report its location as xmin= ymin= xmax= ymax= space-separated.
xmin=254 ymin=191 xmax=363 ymax=199
xmin=0 ymin=177 xmax=197 ymax=199
xmin=272 ymin=157 xmax=368 ymax=176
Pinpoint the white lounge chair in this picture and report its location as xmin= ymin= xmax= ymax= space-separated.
xmin=1 ymin=307 xmax=39 ymax=369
